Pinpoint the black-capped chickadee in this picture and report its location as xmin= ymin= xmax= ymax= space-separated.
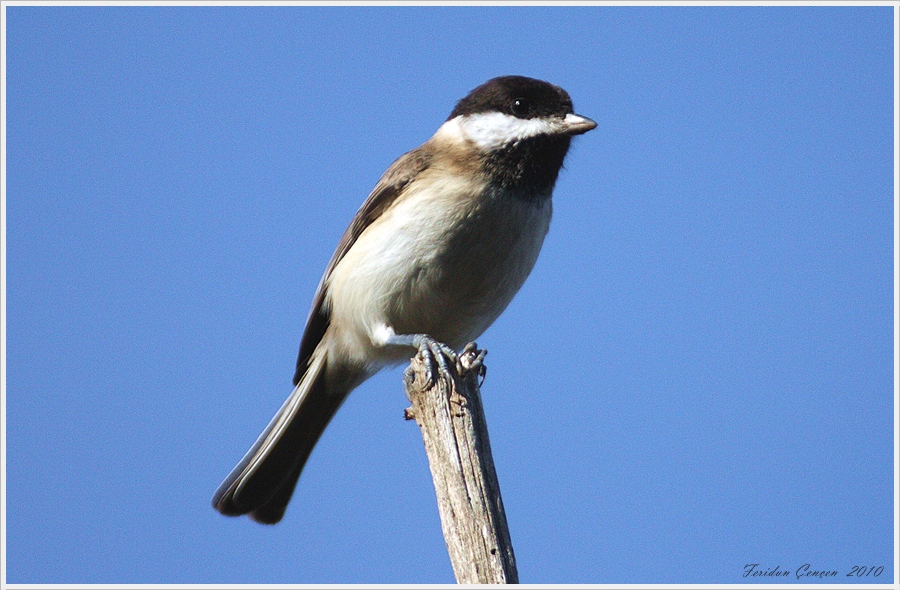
xmin=213 ymin=75 xmax=596 ymax=524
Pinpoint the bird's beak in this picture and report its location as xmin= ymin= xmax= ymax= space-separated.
xmin=562 ymin=113 xmax=598 ymax=136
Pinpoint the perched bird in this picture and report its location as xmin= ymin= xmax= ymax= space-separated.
xmin=213 ymin=75 xmax=596 ymax=524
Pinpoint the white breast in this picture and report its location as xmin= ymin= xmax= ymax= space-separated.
xmin=325 ymin=168 xmax=552 ymax=368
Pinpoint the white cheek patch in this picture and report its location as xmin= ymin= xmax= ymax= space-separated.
xmin=454 ymin=112 xmax=559 ymax=151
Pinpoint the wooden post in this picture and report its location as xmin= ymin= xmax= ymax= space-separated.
xmin=403 ymin=343 xmax=518 ymax=584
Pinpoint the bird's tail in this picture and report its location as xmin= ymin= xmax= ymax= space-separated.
xmin=212 ymin=350 xmax=354 ymax=524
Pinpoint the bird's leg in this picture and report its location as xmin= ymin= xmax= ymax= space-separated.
xmin=404 ymin=334 xmax=458 ymax=388
xmin=376 ymin=325 xmax=458 ymax=388
xmin=416 ymin=333 xmax=460 ymax=385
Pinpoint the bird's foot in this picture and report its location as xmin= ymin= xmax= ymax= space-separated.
xmin=406 ymin=334 xmax=458 ymax=388
xmin=458 ymin=342 xmax=487 ymax=385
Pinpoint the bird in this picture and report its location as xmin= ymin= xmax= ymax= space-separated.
xmin=212 ymin=75 xmax=596 ymax=524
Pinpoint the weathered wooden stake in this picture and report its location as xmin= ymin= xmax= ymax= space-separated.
xmin=403 ymin=343 xmax=518 ymax=584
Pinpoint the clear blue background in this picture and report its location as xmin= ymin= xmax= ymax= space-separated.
xmin=5 ymin=5 xmax=895 ymax=585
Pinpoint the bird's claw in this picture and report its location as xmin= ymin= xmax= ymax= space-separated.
xmin=412 ymin=334 xmax=458 ymax=388
xmin=458 ymin=342 xmax=487 ymax=385
xmin=402 ymin=337 xmax=487 ymax=391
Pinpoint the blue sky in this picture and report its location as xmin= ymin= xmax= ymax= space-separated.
xmin=4 ymin=5 xmax=895 ymax=585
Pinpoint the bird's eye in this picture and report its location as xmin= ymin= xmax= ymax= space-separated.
xmin=511 ymin=98 xmax=530 ymax=117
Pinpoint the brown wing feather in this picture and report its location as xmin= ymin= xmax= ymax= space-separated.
xmin=292 ymin=146 xmax=433 ymax=385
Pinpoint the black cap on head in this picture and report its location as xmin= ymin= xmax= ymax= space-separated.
xmin=448 ymin=75 xmax=575 ymax=121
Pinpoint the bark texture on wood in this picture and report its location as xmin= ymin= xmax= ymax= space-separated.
xmin=404 ymin=344 xmax=518 ymax=584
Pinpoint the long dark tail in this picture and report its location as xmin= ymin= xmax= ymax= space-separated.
xmin=212 ymin=351 xmax=354 ymax=524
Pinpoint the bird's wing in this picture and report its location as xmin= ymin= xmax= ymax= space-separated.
xmin=293 ymin=145 xmax=433 ymax=385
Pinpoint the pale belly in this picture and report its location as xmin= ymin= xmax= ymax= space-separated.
xmin=325 ymin=178 xmax=552 ymax=366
